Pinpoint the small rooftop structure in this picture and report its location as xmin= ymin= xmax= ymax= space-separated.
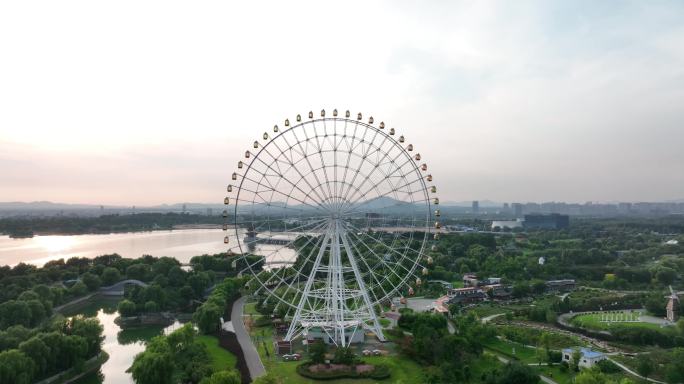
xmin=667 ymin=286 xmax=680 ymax=322
xmin=545 ymin=279 xmax=576 ymax=292
xmin=562 ymin=347 xmax=606 ymax=368
xmin=462 ymin=273 xmax=478 ymax=287
xmin=447 ymin=287 xmax=487 ymax=304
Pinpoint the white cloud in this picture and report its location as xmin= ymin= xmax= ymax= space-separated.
xmin=1 ymin=1 xmax=683 ymax=204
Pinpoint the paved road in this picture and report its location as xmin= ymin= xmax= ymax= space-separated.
xmin=608 ymin=358 xmax=666 ymax=384
xmin=480 ymin=313 xmax=505 ymax=323
xmin=232 ymin=297 xmax=265 ymax=380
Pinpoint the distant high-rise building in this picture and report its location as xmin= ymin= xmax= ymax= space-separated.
xmin=523 ymin=213 xmax=569 ymax=229
xmin=182 ymin=203 xmax=187 ymax=214
xmin=206 ymin=208 xmax=213 ymax=216
xmin=472 ymin=201 xmax=480 ymax=215
xmin=503 ymin=203 xmax=510 ymax=211
xmin=512 ymin=203 xmax=523 ymax=218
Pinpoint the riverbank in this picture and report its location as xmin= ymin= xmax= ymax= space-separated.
xmin=36 ymin=351 xmax=110 ymax=384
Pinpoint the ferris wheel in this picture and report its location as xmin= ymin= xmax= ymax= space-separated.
xmin=223 ymin=109 xmax=440 ymax=346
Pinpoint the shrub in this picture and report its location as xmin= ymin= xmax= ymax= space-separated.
xmin=118 ymin=299 xmax=137 ymax=317
xmin=596 ymin=359 xmax=621 ymax=374
xmin=296 ymin=362 xmax=390 ymax=380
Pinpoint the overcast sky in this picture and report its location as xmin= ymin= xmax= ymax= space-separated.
xmin=1 ymin=1 xmax=683 ymax=205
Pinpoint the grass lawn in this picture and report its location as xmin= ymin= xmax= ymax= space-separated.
xmin=197 ymin=335 xmax=238 ymax=372
xmin=250 ymin=322 xmax=426 ymax=383
xmin=570 ymin=312 xmax=665 ymax=331
xmin=483 ymin=338 xmax=539 ymax=363
xmin=468 ymin=304 xmax=511 ymax=318
xmin=534 ymin=365 xmax=575 ymax=384
xmin=243 ymin=302 xmax=259 ymax=316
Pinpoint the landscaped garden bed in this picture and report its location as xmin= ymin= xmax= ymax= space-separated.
xmin=296 ymin=361 xmax=391 ymax=380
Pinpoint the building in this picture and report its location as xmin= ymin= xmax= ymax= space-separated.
xmin=545 ymin=279 xmax=576 ymax=292
xmin=306 ymin=326 xmax=365 ymax=345
xmin=512 ymin=203 xmax=523 ymax=218
xmin=666 ymin=287 xmax=680 ymax=322
xmin=523 ymin=213 xmax=569 ymax=229
xmin=482 ymin=284 xmax=513 ymax=300
xmin=462 ymin=273 xmax=478 ymax=287
xmin=562 ymin=348 xmax=606 ymax=369
xmin=447 ymin=287 xmax=487 ymax=305
xmin=481 ymin=277 xmax=502 ymax=285
xmin=491 ymin=220 xmax=523 ymax=230
xmin=472 ymin=201 xmax=480 ymax=215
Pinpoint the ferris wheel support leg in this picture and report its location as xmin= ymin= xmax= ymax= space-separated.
xmin=331 ymin=221 xmax=347 ymax=347
xmin=284 ymin=230 xmax=332 ymax=343
xmin=340 ymin=229 xmax=386 ymax=342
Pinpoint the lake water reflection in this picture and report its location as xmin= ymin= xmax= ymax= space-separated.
xmin=0 ymin=228 xmax=297 ymax=267
xmin=67 ymin=299 xmax=183 ymax=384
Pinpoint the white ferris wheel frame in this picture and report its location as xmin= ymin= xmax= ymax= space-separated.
xmin=224 ymin=111 xmax=440 ymax=346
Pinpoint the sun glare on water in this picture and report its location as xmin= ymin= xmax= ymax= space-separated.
xmin=35 ymin=236 xmax=77 ymax=254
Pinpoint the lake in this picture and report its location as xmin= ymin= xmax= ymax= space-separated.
xmin=0 ymin=228 xmax=296 ymax=267
xmin=62 ymin=298 xmax=184 ymax=384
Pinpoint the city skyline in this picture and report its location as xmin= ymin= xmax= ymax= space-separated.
xmin=1 ymin=1 xmax=684 ymax=205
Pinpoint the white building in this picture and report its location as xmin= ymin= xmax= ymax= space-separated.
xmin=562 ymin=347 xmax=606 ymax=368
xmin=491 ymin=219 xmax=523 ymax=230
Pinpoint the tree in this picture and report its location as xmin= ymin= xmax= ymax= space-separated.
xmin=0 ymin=349 xmax=34 ymax=384
xmin=655 ymin=267 xmax=676 ymax=285
xmin=68 ymin=316 xmax=104 ymax=356
xmin=69 ymin=281 xmax=88 ymax=297
xmin=59 ymin=335 xmax=88 ymax=369
xmin=309 ymin=342 xmax=327 ymax=364
xmin=118 ymin=299 xmax=138 ymax=317
xmin=665 ymin=348 xmax=684 ymax=383
xmin=571 ymin=349 xmax=581 ymax=372
xmin=131 ymin=351 xmax=173 ymax=384
xmin=0 ymin=300 xmax=31 ymax=328
xmin=486 ymin=362 xmax=539 ymax=384
xmin=180 ymin=286 xmax=195 ymax=302
xmin=19 ymin=337 xmax=50 ymax=376
xmin=199 ymin=370 xmax=240 ymax=384
xmin=126 ymin=264 xmax=149 ymax=281
xmin=193 ymin=302 xmax=221 ymax=334
xmin=26 ymin=299 xmax=46 ymax=326
xmin=101 ymin=267 xmax=121 ymax=285
xmin=81 ymin=272 xmax=102 ymax=291
xmin=512 ymin=283 xmax=531 ymax=298
xmin=574 ymin=369 xmax=631 ymax=384
xmin=145 ymin=301 xmax=159 ymax=313
xmin=333 ymin=347 xmax=356 ymax=365
xmin=636 ymin=357 xmax=654 ymax=379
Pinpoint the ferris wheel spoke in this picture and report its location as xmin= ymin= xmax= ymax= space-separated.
xmin=225 ymin=217 xmax=328 ymax=255
xmin=240 ymin=153 xmax=329 ymax=213
xmin=342 ymin=231 xmax=393 ymax=305
xmin=342 ymin=155 xmax=424 ymax=213
xmin=344 ymin=222 xmax=422 ymax=278
xmin=337 ymin=127 xmax=395 ymax=205
xmin=344 ymin=229 xmax=415 ymax=297
xmin=311 ymin=121 xmax=335 ymax=208
xmin=268 ymin=135 xmax=334 ymax=211
xmin=340 ymin=148 xmax=413 ymax=212
xmin=288 ymin=128 xmax=335 ymax=211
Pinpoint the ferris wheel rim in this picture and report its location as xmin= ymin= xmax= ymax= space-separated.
xmin=227 ymin=113 xmax=437 ymax=312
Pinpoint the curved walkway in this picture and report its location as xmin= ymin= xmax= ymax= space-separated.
xmin=608 ymin=358 xmax=666 ymax=384
xmin=232 ymin=297 xmax=265 ymax=380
